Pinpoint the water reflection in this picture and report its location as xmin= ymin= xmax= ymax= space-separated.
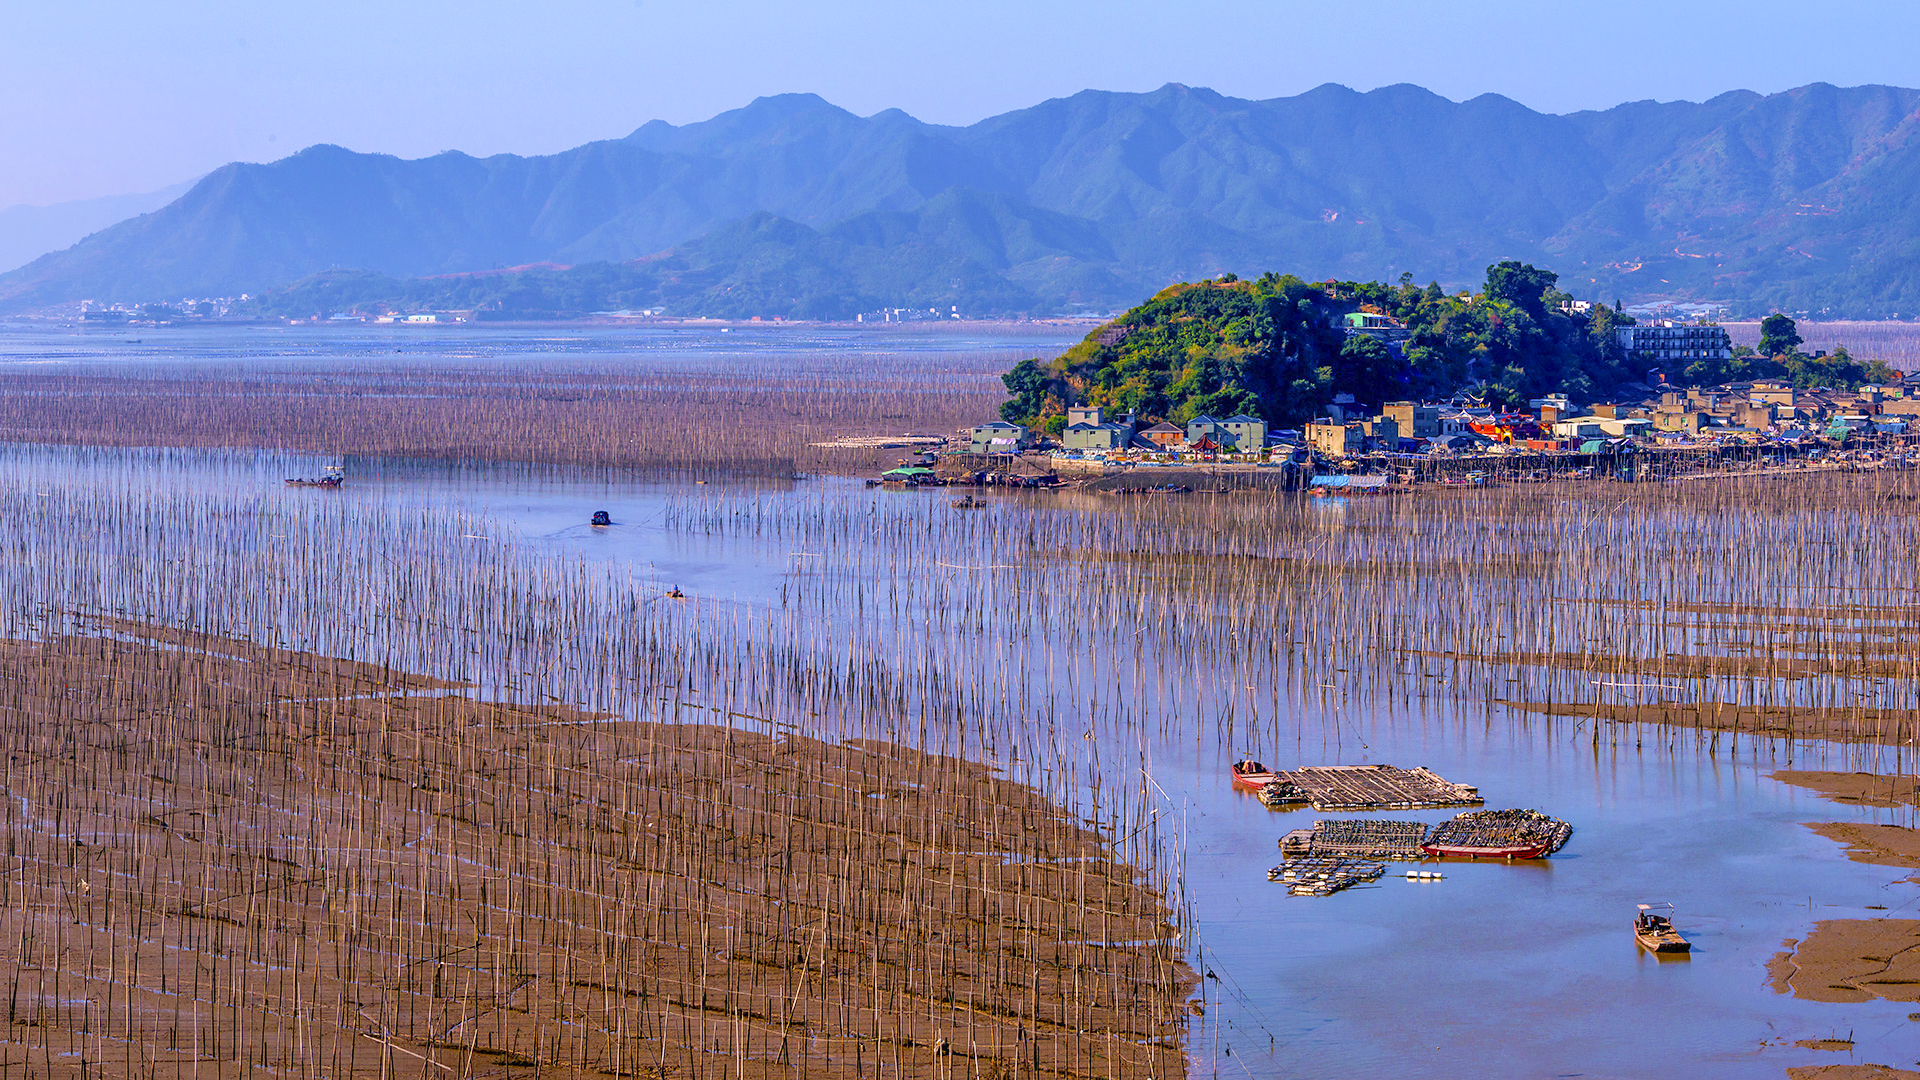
xmin=0 ymin=437 xmax=1908 ymax=1076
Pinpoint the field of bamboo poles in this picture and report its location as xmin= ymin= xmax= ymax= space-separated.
xmin=659 ymin=465 xmax=1920 ymax=780
xmin=1724 ymin=319 xmax=1920 ymax=367
xmin=0 ymin=467 xmax=1193 ymax=1080
xmin=0 ymin=338 xmax=1016 ymax=477
xmin=3 ymin=356 xmax=1918 ymax=1079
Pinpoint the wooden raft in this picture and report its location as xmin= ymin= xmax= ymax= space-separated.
xmin=1264 ymin=764 xmax=1483 ymax=811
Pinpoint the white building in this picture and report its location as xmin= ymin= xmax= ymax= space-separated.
xmin=1551 ymin=417 xmax=1608 ymax=440
xmin=1617 ymin=323 xmax=1732 ymax=364
xmin=968 ymin=420 xmax=1028 ymax=453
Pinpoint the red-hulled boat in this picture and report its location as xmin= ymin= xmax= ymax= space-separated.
xmin=1419 ymin=836 xmax=1554 ymax=859
xmin=1232 ymin=760 xmax=1279 ymax=790
xmin=1418 ymin=808 xmax=1571 ymax=860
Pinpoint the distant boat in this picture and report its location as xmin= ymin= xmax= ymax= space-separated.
xmin=590 ymin=510 xmax=612 ymax=527
xmin=286 ymin=464 xmax=345 ymax=489
xmin=951 ymin=494 xmax=986 ymax=509
xmin=1634 ymin=903 xmax=1690 ymax=953
xmin=1232 ymin=760 xmax=1278 ymax=790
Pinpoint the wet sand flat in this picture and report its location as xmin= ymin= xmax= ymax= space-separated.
xmin=1769 ymin=771 xmax=1920 ymax=1010
xmin=1773 ymin=771 xmax=1920 ymax=873
xmin=1788 ymin=1066 xmax=1920 ymax=1079
xmin=1804 ymin=823 xmax=1920 ymax=873
xmin=1777 ymin=771 xmax=1920 ymax=809
xmin=0 ymin=623 xmax=1190 ymax=1079
xmin=1769 ymin=919 xmax=1920 ymax=1003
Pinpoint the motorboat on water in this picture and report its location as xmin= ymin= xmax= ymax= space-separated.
xmin=1634 ymin=903 xmax=1690 ymax=953
xmin=1232 ymin=759 xmax=1279 ymax=790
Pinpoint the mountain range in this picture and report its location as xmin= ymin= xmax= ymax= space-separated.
xmin=0 ymin=180 xmax=194 ymax=276
xmin=5 ymin=81 xmax=1920 ymax=318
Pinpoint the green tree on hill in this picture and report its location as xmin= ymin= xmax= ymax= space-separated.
xmin=1483 ymin=260 xmax=1560 ymax=319
xmin=1673 ymin=314 xmax=1892 ymax=390
xmin=1336 ymin=334 xmax=1400 ymax=406
xmin=1000 ymin=358 xmax=1067 ymax=427
xmin=1787 ymin=346 xmax=1896 ymax=390
xmin=998 ymin=261 xmax=1648 ymax=430
xmin=1759 ymin=313 xmax=1804 ymax=360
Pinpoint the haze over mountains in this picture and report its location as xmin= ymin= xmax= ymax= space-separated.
xmin=0 ymin=180 xmax=194 ymax=276
xmin=4 ymin=81 xmax=1920 ymax=318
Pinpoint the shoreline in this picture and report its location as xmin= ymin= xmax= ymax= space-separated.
xmin=1768 ymin=770 xmax=1920 ymax=1028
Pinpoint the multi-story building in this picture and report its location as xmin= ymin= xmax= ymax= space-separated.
xmin=1061 ymin=406 xmax=1135 ymax=452
xmin=1305 ymin=420 xmax=1365 ymax=458
xmin=1188 ymin=415 xmax=1264 ymax=451
xmin=1358 ymin=416 xmax=1400 ymax=446
xmin=1382 ymin=401 xmax=1440 ymax=438
xmin=1219 ymin=414 xmax=1269 ymax=451
xmin=1617 ymin=322 xmax=1733 ymax=364
xmin=968 ymin=421 xmax=1028 ymax=453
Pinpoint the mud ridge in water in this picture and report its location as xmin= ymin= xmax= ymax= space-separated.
xmin=0 ymin=624 xmax=1191 ymax=1079
xmin=1787 ymin=1066 xmax=1920 ymax=1080
xmin=1502 ymin=701 xmax=1920 ymax=745
xmin=1802 ymin=823 xmax=1920 ymax=875
xmin=1565 ymin=598 xmax=1920 ymax=623
xmin=1420 ymin=649 xmax=1920 ymax=680
xmin=1774 ymin=771 xmax=1920 ymax=809
xmin=1776 ymin=772 xmax=1920 ymax=878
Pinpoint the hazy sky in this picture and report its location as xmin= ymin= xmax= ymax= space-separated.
xmin=6 ymin=0 xmax=1920 ymax=208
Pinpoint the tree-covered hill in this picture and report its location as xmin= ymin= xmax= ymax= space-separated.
xmin=1006 ymin=261 xmax=1905 ymax=432
xmin=1002 ymin=262 xmax=1640 ymax=431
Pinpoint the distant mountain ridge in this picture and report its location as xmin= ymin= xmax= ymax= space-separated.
xmin=6 ymin=82 xmax=1920 ymax=317
xmin=0 ymin=180 xmax=195 ymax=275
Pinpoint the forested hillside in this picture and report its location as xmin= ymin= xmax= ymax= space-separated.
xmin=1004 ymin=261 xmax=1907 ymax=431
xmin=1004 ymin=263 xmax=1632 ymax=430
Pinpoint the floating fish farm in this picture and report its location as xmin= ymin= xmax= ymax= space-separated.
xmin=1272 ymin=809 xmax=1573 ymax=889
xmin=1283 ymin=818 xmax=1432 ymax=859
xmin=1267 ymin=856 xmax=1388 ymax=896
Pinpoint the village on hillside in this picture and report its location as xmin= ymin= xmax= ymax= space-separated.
xmin=938 ymin=315 xmax=1920 ymax=489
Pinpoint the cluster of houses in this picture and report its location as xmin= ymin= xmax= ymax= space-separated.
xmin=966 ymin=319 xmax=1913 ymax=464
xmin=968 ymin=376 xmax=1920 ymax=465
xmin=1605 ymin=379 xmax=1918 ymax=440
xmin=968 ymin=406 xmax=1270 ymax=456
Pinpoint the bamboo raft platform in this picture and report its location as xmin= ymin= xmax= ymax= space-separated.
xmin=1256 ymin=764 xmax=1483 ymax=811
xmin=1276 ymin=810 xmax=1572 ymax=864
xmin=1281 ymin=819 xmax=1430 ymax=859
xmin=1267 ymin=856 xmax=1387 ymax=896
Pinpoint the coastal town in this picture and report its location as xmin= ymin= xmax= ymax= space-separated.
xmin=944 ymin=315 xmax=1919 ymax=488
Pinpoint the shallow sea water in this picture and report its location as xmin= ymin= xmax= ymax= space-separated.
xmin=2 ymin=323 xmax=1915 ymax=1079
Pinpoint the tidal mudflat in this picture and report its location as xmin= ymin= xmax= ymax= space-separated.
xmin=0 ymin=326 xmax=1914 ymax=1078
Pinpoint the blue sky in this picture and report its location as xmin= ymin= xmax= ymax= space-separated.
xmin=6 ymin=0 xmax=1920 ymax=208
